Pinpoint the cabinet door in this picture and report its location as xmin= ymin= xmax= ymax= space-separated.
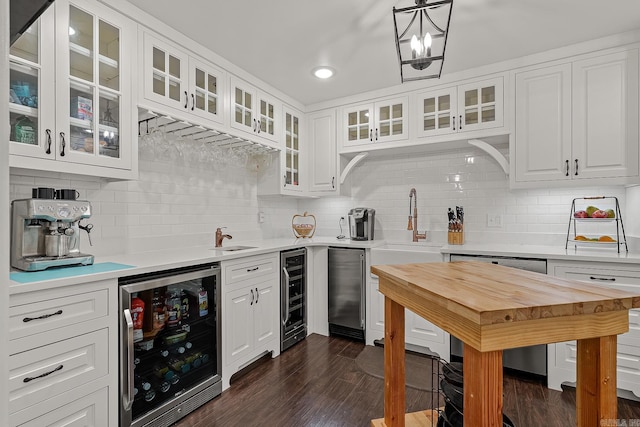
xmin=415 ymin=86 xmax=456 ymax=138
xmin=9 ymin=7 xmax=56 ymax=160
xmin=256 ymin=91 xmax=279 ymax=143
xmin=253 ymin=283 xmax=277 ymax=347
xmin=283 ymin=107 xmax=303 ymax=192
xmin=224 ymin=287 xmax=254 ymax=365
xmin=343 ymin=103 xmax=373 ymax=146
xmin=230 ymin=76 xmax=256 ymax=136
xmin=374 ymin=97 xmax=409 ymax=143
xmin=308 ymin=110 xmax=337 ymax=193
xmin=188 ymin=58 xmax=224 ymax=125
xmin=514 ymin=64 xmax=572 ymax=183
xmin=143 ymin=32 xmax=189 ymax=112
xmin=457 ymin=77 xmax=503 ymax=133
xmin=56 ymin=0 xmax=133 ymax=169
xmin=572 ymin=49 xmax=639 ymax=180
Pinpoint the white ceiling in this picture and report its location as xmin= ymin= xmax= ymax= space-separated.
xmin=126 ymin=0 xmax=640 ymax=106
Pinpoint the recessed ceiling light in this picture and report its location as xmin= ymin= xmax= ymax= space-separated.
xmin=313 ymin=67 xmax=335 ymax=79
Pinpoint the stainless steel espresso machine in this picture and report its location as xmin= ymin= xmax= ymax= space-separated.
xmin=11 ymin=197 xmax=94 ymax=271
xmin=348 ymin=207 xmax=375 ymax=241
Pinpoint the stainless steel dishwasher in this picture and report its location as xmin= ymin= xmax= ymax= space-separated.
xmin=449 ymin=254 xmax=548 ymax=378
xmin=328 ymin=247 xmax=366 ymax=341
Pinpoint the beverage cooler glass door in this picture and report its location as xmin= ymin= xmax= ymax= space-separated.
xmin=119 ymin=264 xmax=222 ymax=427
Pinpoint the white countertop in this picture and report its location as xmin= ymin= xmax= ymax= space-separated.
xmin=9 ymin=237 xmax=640 ymax=293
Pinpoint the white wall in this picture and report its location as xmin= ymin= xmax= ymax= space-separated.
xmin=302 ymin=146 xmax=628 ymax=247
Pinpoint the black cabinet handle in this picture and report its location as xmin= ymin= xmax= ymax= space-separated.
xmin=184 ymin=90 xmax=188 ymax=109
xmin=332 ymin=176 xmax=335 ymax=189
xmin=191 ymin=93 xmax=195 ymax=111
xmin=45 ymin=129 xmax=52 ymax=154
xmin=59 ymin=132 xmax=66 ymax=156
xmin=452 ymin=116 xmax=456 ymax=131
xmin=24 ymin=364 xmax=63 ymax=383
xmin=459 ymin=115 xmax=463 ymax=130
xmin=253 ymin=118 xmax=257 ymax=132
xmin=565 ymin=160 xmax=569 ymax=177
xmin=246 ymin=267 xmax=259 ymax=272
xmin=257 ymin=119 xmax=261 ymax=134
xmin=575 ymin=159 xmax=579 ymax=176
xmin=255 ymin=287 xmax=259 ymax=304
xmin=250 ymin=288 xmax=254 ymax=305
xmin=283 ymin=174 xmax=287 ymax=187
xmin=590 ymin=276 xmax=616 ymax=282
xmin=23 ymin=309 xmax=63 ymax=322
xmin=369 ymin=129 xmax=373 ymax=141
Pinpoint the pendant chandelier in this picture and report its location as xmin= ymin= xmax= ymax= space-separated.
xmin=393 ymin=0 xmax=453 ymax=83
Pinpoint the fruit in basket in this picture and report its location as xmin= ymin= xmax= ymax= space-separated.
xmin=591 ymin=209 xmax=608 ymax=218
xmin=585 ymin=206 xmax=599 ymax=217
xmin=574 ymin=235 xmax=588 ymax=241
xmin=605 ymin=209 xmax=616 ymax=218
xmin=598 ymin=236 xmax=616 ymax=242
xmin=573 ymin=210 xmax=588 ymax=218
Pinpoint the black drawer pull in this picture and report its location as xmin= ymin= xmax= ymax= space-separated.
xmin=246 ymin=267 xmax=259 ymax=272
xmin=590 ymin=276 xmax=616 ymax=282
xmin=23 ymin=309 xmax=63 ymax=322
xmin=23 ymin=364 xmax=63 ymax=383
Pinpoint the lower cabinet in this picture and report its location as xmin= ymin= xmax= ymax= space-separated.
xmin=8 ymin=279 xmax=117 ymax=427
xmin=547 ymin=260 xmax=640 ymax=397
xmin=222 ymin=253 xmax=280 ymax=389
xmin=367 ymin=275 xmax=448 ymax=358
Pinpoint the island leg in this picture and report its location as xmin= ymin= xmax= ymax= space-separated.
xmin=576 ymin=335 xmax=617 ymax=427
xmin=463 ymin=345 xmax=503 ymax=427
xmin=384 ymin=296 xmax=406 ymax=427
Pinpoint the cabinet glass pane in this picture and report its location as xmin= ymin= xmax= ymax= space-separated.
xmin=481 ymin=86 xmax=495 ymax=103
xmin=98 ymin=94 xmax=119 ymax=158
xmin=391 ymin=120 xmax=403 ymax=135
xmin=69 ymin=83 xmax=94 ymax=154
xmin=244 ymin=92 xmax=252 ymax=109
xmin=293 ymin=117 xmax=298 ymax=136
xmin=195 ymin=69 xmax=205 ymax=89
xmin=358 ymin=110 xmax=368 ymax=124
xmin=358 ymin=125 xmax=369 ymax=140
xmin=379 ymin=106 xmax=390 ymax=121
xmin=465 ymin=109 xmax=478 ymax=125
xmin=438 ymin=113 xmax=450 ymax=129
xmin=168 ymin=78 xmax=180 ymax=102
xmin=481 ymin=105 xmax=495 ymax=123
xmin=423 ymin=98 xmax=435 ymax=114
xmin=348 ymin=127 xmax=357 ymax=141
xmin=438 ymin=95 xmax=450 ymax=111
xmin=98 ymin=20 xmax=119 ymax=91
xmin=152 ymin=47 xmax=165 ymax=72
xmin=69 ymin=6 xmax=94 ymax=82
xmin=208 ymin=97 xmax=217 ymax=115
xmin=168 ymin=55 xmax=180 ymax=79
xmin=348 ymin=112 xmax=357 ymax=126
xmin=10 ymin=62 xmax=39 ymax=145
xmin=153 ymin=73 xmax=165 ymax=96
xmin=379 ymin=122 xmax=390 ymax=137
xmin=391 ymin=103 xmax=403 ymax=119
xmin=207 ymin=74 xmax=217 ymax=94
xmin=423 ymin=116 xmax=435 ymax=131
xmin=196 ymin=89 xmax=205 ymax=110
xmin=235 ymin=106 xmax=243 ymax=126
xmin=10 ymin=22 xmax=38 ymax=63
xmin=243 ymin=109 xmax=252 ymax=126
xmin=464 ymin=89 xmax=478 ymax=107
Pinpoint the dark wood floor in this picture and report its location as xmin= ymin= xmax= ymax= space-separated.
xmin=176 ymin=334 xmax=640 ymax=427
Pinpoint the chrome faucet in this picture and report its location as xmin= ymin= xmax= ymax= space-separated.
xmin=215 ymin=227 xmax=232 ymax=247
xmin=408 ymin=188 xmax=427 ymax=242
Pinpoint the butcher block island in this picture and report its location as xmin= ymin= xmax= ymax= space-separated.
xmin=370 ymin=261 xmax=640 ymax=427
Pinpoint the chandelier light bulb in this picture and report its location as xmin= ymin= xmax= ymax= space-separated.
xmin=411 ymin=34 xmax=422 ymax=56
xmin=424 ymin=33 xmax=432 ymax=49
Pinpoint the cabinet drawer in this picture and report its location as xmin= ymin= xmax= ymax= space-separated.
xmin=9 ymin=329 xmax=109 ymax=414
xmin=223 ymin=254 xmax=277 ymax=285
xmin=12 ymin=386 xmax=108 ymax=427
xmin=9 ymin=289 xmax=109 ymax=342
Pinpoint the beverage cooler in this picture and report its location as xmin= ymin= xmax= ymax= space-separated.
xmin=281 ymin=248 xmax=307 ymax=351
xmin=119 ymin=263 xmax=222 ymax=427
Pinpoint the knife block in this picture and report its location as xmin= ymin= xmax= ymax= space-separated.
xmin=448 ymin=226 xmax=464 ymax=245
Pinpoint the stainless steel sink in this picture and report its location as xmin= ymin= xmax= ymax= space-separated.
xmin=216 ymin=245 xmax=257 ymax=252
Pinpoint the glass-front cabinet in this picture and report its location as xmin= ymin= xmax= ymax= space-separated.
xmin=9 ymin=0 xmax=135 ymax=177
xmin=342 ymin=96 xmax=408 ymax=147
xmin=284 ymin=108 xmax=301 ymax=191
xmin=229 ymin=75 xmax=280 ymax=145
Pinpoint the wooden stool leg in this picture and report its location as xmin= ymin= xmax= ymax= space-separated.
xmin=463 ymin=345 xmax=503 ymax=427
xmin=384 ymin=296 xmax=405 ymax=427
xmin=577 ymin=336 xmax=618 ymax=427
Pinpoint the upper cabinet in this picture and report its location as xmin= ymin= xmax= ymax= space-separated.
xmin=230 ymin=76 xmax=280 ymax=146
xmin=342 ymin=96 xmax=409 ymax=147
xmin=414 ymin=77 xmax=504 ymax=139
xmin=308 ymin=109 xmax=337 ymax=194
xmin=141 ymin=32 xmax=225 ymax=126
xmin=513 ymin=48 xmax=639 ymax=187
xmin=9 ymin=0 xmax=136 ymax=179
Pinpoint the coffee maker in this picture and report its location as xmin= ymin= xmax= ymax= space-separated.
xmin=348 ymin=207 xmax=375 ymax=241
xmin=11 ymin=197 xmax=94 ymax=271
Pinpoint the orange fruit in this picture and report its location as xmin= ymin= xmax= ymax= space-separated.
xmin=598 ymin=235 xmax=616 ymax=242
xmin=574 ymin=235 xmax=588 ymax=241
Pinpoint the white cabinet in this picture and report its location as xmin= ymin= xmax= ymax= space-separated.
xmin=8 ymin=279 xmax=117 ymax=427
xmin=222 ymin=253 xmax=280 ymax=388
xmin=513 ymin=48 xmax=639 ymax=186
xmin=141 ymin=32 xmax=225 ymax=126
xmin=9 ymin=0 xmax=136 ymax=179
xmin=547 ymin=260 xmax=640 ymax=398
xmin=308 ymin=109 xmax=338 ymax=194
xmin=229 ymin=75 xmax=280 ymax=145
xmin=414 ymin=77 xmax=504 ymax=139
xmin=342 ymin=96 xmax=409 ymax=147
xmin=257 ymin=105 xmax=305 ymax=196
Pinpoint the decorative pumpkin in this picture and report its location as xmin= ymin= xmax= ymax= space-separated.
xmin=292 ymin=212 xmax=316 ymax=238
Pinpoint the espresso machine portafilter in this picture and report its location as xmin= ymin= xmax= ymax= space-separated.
xmin=11 ymin=198 xmax=95 ymax=271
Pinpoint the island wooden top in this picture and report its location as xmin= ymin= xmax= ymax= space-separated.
xmin=372 ymin=261 xmax=640 ymax=351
